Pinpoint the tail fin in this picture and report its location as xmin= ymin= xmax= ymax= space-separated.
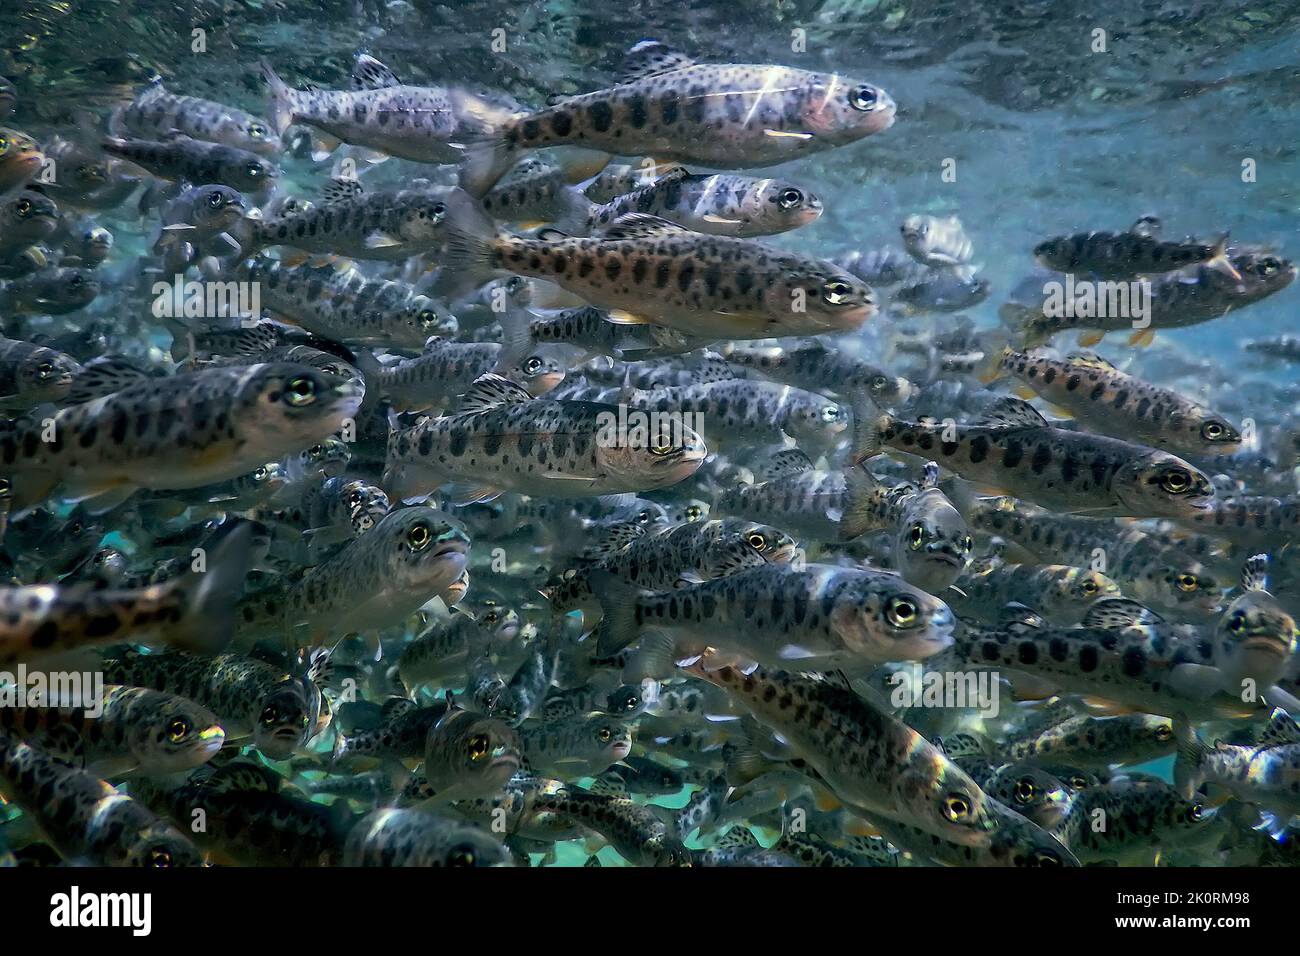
xmin=588 ymin=570 xmax=645 ymax=658
xmin=431 ymin=189 xmax=504 ymax=302
xmin=457 ymin=125 xmax=523 ymax=199
xmin=170 ymin=521 xmax=254 ymax=654
xmin=839 ymin=464 xmax=883 ymax=541
xmin=1171 ymin=716 xmax=1206 ymax=801
xmin=848 ymin=391 xmax=892 ymax=466
xmin=259 ymin=60 xmax=296 ymax=138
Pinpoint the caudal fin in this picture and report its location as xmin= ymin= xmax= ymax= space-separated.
xmin=259 ymin=60 xmax=296 ymax=138
xmin=171 ymin=521 xmax=254 ymax=654
xmin=431 ymin=189 xmax=503 ymax=302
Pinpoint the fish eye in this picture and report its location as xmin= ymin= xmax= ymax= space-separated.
xmin=777 ymin=187 xmax=803 ymax=209
xmin=248 ymin=123 xmax=267 ymax=138
xmin=418 ymin=309 xmax=438 ymax=325
xmin=822 ymin=280 xmax=854 ymax=305
xmin=246 ymin=162 xmax=264 ymax=178
xmin=283 ymin=376 xmax=318 ymax=406
xmin=820 ymin=405 xmax=841 ymax=422
xmin=870 ymin=375 xmax=889 ymax=391
xmin=0 ymin=478 xmax=9 ymax=497
xmin=308 ymin=444 xmax=323 ymax=457
xmin=908 ymin=524 xmax=925 ymax=550
xmin=68 ymin=522 xmax=82 ymax=536
xmin=36 ymin=361 xmax=54 ymax=378
xmin=1081 ymin=579 xmax=1098 ymax=595
xmin=1176 ymin=573 xmax=1199 ymax=592
xmin=1228 ymin=612 xmax=1246 ymax=632
xmin=483 ymin=611 xmax=499 ymax=625
xmin=446 ymin=845 xmax=477 ymax=867
xmin=523 ymin=356 xmax=543 ymax=374
xmin=1189 ymin=803 xmax=1205 ymax=822
xmin=1013 ymin=778 xmax=1036 ymax=803
xmin=467 ymin=733 xmax=491 ymax=761
xmin=259 ymin=705 xmax=279 ymax=725
xmin=887 ymin=596 xmax=919 ymax=627
xmin=14 ymin=197 xmax=31 ymax=216
xmin=637 ymin=510 xmax=653 ymax=523
xmin=348 ymin=489 xmax=362 ymax=505
xmin=167 ymin=717 xmax=192 ymax=742
xmin=848 ymin=84 xmax=880 ymax=111
xmin=207 ymin=190 xmax=225 ymax=208
xmin=1068 ymin=775 xmax=1089 ymax=790
xmin=941 ymin=793 xmax=972 ymax=821
xmin=0 ymin=135 xmax=7 ymax=153
xmin=649 ymin=431 xmax=676 ymax=456
xmin=68 ymin=274 xmax=84 ymax=288
xmin=962 ymin=535 xmax=973 ymax=552
xmin=1159 ymin=468 xmax=1191 ymax=494
xmin=685 ymin=505 xmax=702 ymax=521
xmin=253 ymin=466 xmax=267 ymax=480
xmin=597 ymin=726 xmax=613 ymax=743
xmin=747 ymin=531 xmax=766 ymax=550
xmin=407 ymin=522 xmax=432 ymax=550
xmin=1200 ymin=421 xmax=1230 ymax=441
xmin=147 ymin=847 xmax=174 ymax=868
xmin=1259 ymin=257 xmax=1280 ymax=276
xmin=1155 ymin=724 xmax=1173 ymax=741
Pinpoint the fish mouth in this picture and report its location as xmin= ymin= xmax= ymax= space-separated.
xmin=1240 ymin=635 xmax=1292 ymax=656
xmin=609 ymin=741 xmax=632 ymax=760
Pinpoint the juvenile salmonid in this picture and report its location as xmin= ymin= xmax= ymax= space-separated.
xmin=440 ymin=189 xmax=875 ymax=340
xmin=114 ymin=77 xmax=282 ymax=157
xmin=461 ymin=40 xmax=895 ymax=195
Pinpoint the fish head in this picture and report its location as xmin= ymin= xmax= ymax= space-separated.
xmin=80 ymin=225 xmax=114 ymax=260
xmin=899 ymin=214 xmax=933 ymax=258
xmin=122 ymin=824 xmax=205 ymax=868
xmin=371 ymin=506 xmax=471 ymax=600
xmin=43 ymin=266 xmax=99 ymax=308
xmin=243 ymin=361 xmax=364 ymax=448
xmin=3 ymin=189 xmax=58 ymax=239
xmin=772 ymin=265 xmax=876 ymax=331
xmin=511 ymin=350 xmax=566 ymax=396
xmin=786 ymin=394 xmax=849 ymax=448
xmin=253 ymin=677 xmax=321 ymax=760
xmin=894 ymin=491 xmax=972 ymax=594
xmin=587 ymin=716 xmax=634 ymax=763
xmin=472 ymin=600 xmax=521 ymax=643
xmin=128 ymin=693 xmax=226 ymax=773
xmin=1231 ymin=252 xmax=1296 ymax=297
xmin=231 ymin=461 xmax=289 ymax=501
xmin=806 ymin=74 xmax=896 ymax=139
xmin=832 ymin=571 xmax=955 ymax=662
xmin=973 ymin=804 xmax=1080 ymax=867
xmin=731 ymin=520 xmax=799 ymax=565
xmin=397 ymin=195 xmax=449 ymax=242
xmin=1113 ymin=451 xmax=1215 ymax=519
xmin=1047 ymin=567 xmax=1123 ymax=621
xmin=1130 ymin=560 xmax=1221 ymax=619
xmin=0 ymin=126 xmax=44 ymax=187
xmin=749 ymin=177 xmax=823 ymax=231
xmin=438 ymin=829 xmax=514 ymax=867
xmin=18 ymin=345 xmax=79 ymax=402
xmin=335 ymin=478 xmax=390 ymax=535
xmin=443 ymin=713 xmax=523 ymax=790
xmin=988 ymin=765 xmax=1071 ymax=831
xmin=1216 ymin=590 xmax=1297 ymax=690
xmin=396 ymin=299 xmax=456 ymax=346
xmin=596 ymin=415 xmax=707 ymax=488
xmin=232 ymin=154 xmax=278 ymax=192
xmin=294 ymin=436 xmax=351 ymax=478
xmin=236 ymin=116 xmax=282 ymax=158
xmin=191 ymin=184 xmax=247 ymax=231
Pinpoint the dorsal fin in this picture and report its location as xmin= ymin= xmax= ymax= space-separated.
xmin=973 ymin=396 xmax=1049 ymax=429
xmin=920 ymin=460 xmax=940 ymax=489
xmin=1064 ymin=351 xmax=1118 ymax=372
xmin=1131 ymin=215 xmax=1162 ymax=238
xmin=460 ymin=372 xmax=534 ymax=413
xmin=616 ymin=40 xmax=697 ymax=84
xmin=321 ymin=177 xmax=364 ymax=204
xmin=1259 ymin=707 xmax=1300 ymax=748
xmin=1082 ymin=598 xmax=1164 ymax=629
xmin=601 ymin=213 xmax=690 ymax=241
xmin=753 ymin=448 xmax=814 ymax=482
xmin=64 ymin=356 xmax=155 ymax=404
xmin=716 ymin=826 xmax=759 ymax=850
xmin=1242 ymin=553 xmax=1270 ymax=593
xmin=650 ymin=165 xmax=692 ymax=187
xmin=350 ymin=53 xmax=402 ymax=90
